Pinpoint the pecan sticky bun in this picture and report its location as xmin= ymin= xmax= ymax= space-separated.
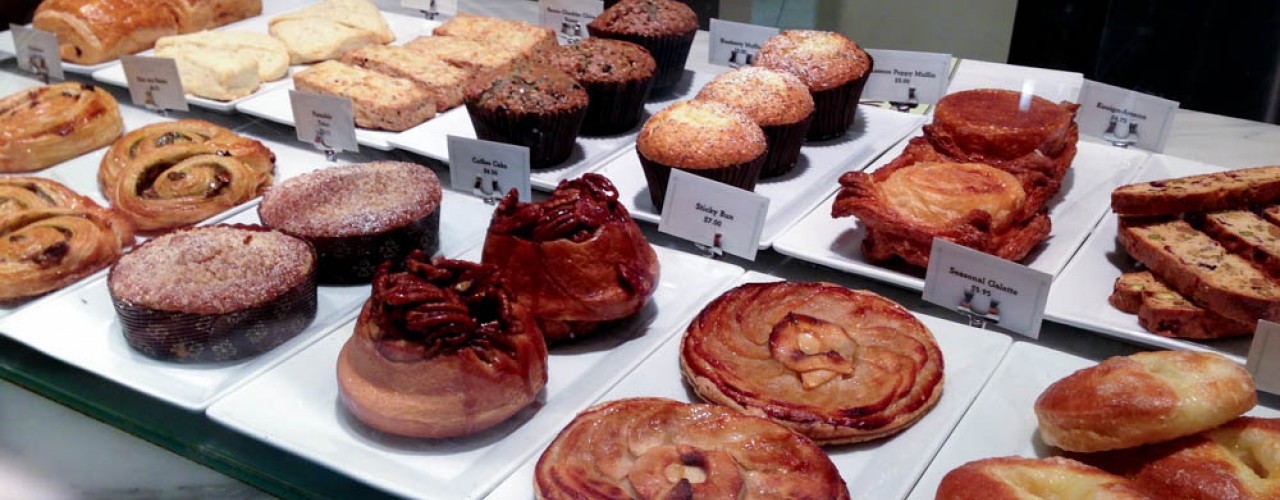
xmin=0 ymin=82 xmax=124 ymax=173
xmin=535 ymin=397 xmax=849 ymax=499
xmin=481 ymin=174 xmax=659 ymax=344
xmin=681 ymin=281 xmax=944 ymax=445
xmin=99 ymin=120 xmax=274 ymax=232
xmin=337 ymin=251 xmax=548 ymax=438
xmin=0 ymin=177 xmax=134 ymax=301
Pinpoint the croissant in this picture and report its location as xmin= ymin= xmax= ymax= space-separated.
xmin=99 ymin=120 xmax=274 ymax=232
xmin=0 ymin=82 xmax=123 ymax=173
xmin=0 ymin=177 xmax=134 ymax=301
xmin=337 ymin=252 xmax=548 ymax=438
xmin=481 ymin=174 xmax=660 ymax=344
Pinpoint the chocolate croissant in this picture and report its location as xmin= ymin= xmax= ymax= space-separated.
xmin=482 ymin=174 xmax=660 ymax=344
xmin=0 ymin=82 xmax=123 ymax=173
xmin=337 ymin=251 xmax=548 ymax=438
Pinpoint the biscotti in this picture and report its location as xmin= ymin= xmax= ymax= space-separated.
xmin=1200 ymin=210 xmax=1280 ymax=277
xmin=268 ymin=0 xmax=393 ymax=64
xmin=1110 ymin=271 xmax=1254 ymax=339
xmin=294 ymin=61 xmax=435 ymax=132
xmin=432 ymin=13 xmax=557 ymax=62
xmin=339 ymin=45 xmax=470 ymax=112
xmin=1112 ymin=165 xmax=1280 ymax=217
xmin=155 ymin=31 xmax=289 ymax=101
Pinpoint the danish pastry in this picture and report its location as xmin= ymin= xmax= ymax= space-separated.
xmin=32 ymin=0 xmax=260 ymax=65
xmin=534 ymin=398 xmax=849 ymax=499
xmin=0 ymin=82 xmax=123 ymax=173
xmin=681 ymin=281 xmax=944 ymax=444
xmin=99 ymin=120 xmax=274 ymax=232
xmin=936 ymin=456 xmax=1152 ymax=500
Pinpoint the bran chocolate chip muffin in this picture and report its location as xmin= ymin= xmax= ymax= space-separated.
xmin=466 ymin=63 xmax=589 ymax=169
xmin=547 ymin=37 xmax=656 ymax=135
xmin=697 ymin=66 xmax=815 ymax=177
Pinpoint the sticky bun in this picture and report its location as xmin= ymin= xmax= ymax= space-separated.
xmin=0 ymin=82 xmax=123 ymax=173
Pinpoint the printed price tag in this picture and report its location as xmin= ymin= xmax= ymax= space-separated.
xmin=539 ymin=0 xmax=603 ymax=45
xmin=402 ymin=0 xmax=457 ymax=19
xmin=1247 ymin=320 xmax=1280 ymax=395
xmin=1078 ymin=79 xmax=1179 ymax=153
xmin=923 ymin=239 xmax=1052 ymax=338
xmin=447 ymin=135 xmax=531 ymax=203
xmin=657 ymin=169 xmax=769 ymax=260
xmin=708 ymin=19 xmax=778 ymax=68
xmin=289 ymin=90 xmax=357 ymax=155
xmin=120 ymin=55 xmax=188 ymax=112
xmin=863 ymin=48 xmax=951 ymax=106
xmin=10 ymin=25 xmax=63 ymax=82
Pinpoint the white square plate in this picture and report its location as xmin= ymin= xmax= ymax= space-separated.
xmin=1044 ymin=155 xmax=1252 ymax=360
xmin=773 ymin=139 xmax=1149 ymax=292
xmin=487 ymin=270 xmax=1014 ymax=500
xmin=947 ymin=59 xmax=1084 ymax=104
xmin=206 ymin=246 xmax=745 ymax=499
xmin=908 ymin=341 xmax=1279 ymax=498
xmin=595 ymin=105 xmax=925 ymax=249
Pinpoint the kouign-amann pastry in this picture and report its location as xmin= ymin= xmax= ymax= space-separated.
xmin=340 ymin=45 xmax=471 ymax=113
xmin=293 ymin=60 xmax=436 ymax=132
xmin=154 ymin=31 xmax=289 ymax=101
xmin=431 ymin=13 xmax=557 ymax=63
xmin=696 ymin=66 xmax=815 ymax=177
xmin=936 ymin=456 xmax=1153 ymax=500
xmin=109 ymin=225 xmax=317 ymax=363
xmin=465 ymin=62 xmax=588 ymax=169
xmin=754 ymin=30 xmax=873 ymax=141
xmin=268 ymin=0 xmax=393 ymax=64
xmin=535 ymin=398 xmax=849 ymax=499
xmin=258 ymin=161 xmax=442 ymax=284
xmin=681 ymin=281 xmax=944 ymax=444
xmin=337 ymin=252 xmax=547 ymax=438
xmin=1034 ymin=350 xmax=1256 ymax=452
xmin=1110 ymin=271 xmax=1254 ymax=339
xmin=99 ymin=120 xmax=275 ymax=232
xmin=1 ymin=82 xmax=123 ymax=173
xmin=482 ymin=174 xmax=659 ymax=344
xmin=636 ymin=99 xmax=767 ymax=210
xmin=32 ymin=0 xmax=260 ymax=64
xmin=547 ymin=37 xmax=657 ymax=136
xmin=402 ymin=36 xmax=525 ymax=73
xmin=587 ymin=0 xmax=699 ymax=91
xmin=0 ymin=177 xmax=134 ymax=301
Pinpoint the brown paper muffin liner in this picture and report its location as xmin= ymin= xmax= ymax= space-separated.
xmin=581 ymin=74 xmax=656 ymax=136
xmin=760 ymin=112 xmax=813 ymax=178
xmin=808 ymin=54 xmax=874 ymax=141
xmin=588 ymin=28 xmax=696 ymax=91
xmin=467 ymin=103 xmax=588 ymax=169
xmin=638 ymin=150 xmax=767 ymax=211
xmin=304 ymin=210 xmax=440 ymax=284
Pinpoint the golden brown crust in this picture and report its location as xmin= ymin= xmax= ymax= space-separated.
xmin=1112 ymin=166 xmax=1280 ymax=217
xmin=1109 ymin=271 xmax=1255 ymax=339
xmin=696 ymin=66 xmax=815 ymax=126
xmin=680 ymin=281 xmax=943 ymax=444
xmin=937 ymin=456 xmax=1153 ymax=500
xmin=0 ymin=82 xmax=123 ymax=173
xmin=534 ymin=397 xmax=849 ymax=500
xmin=432 ymin=13 xmax=557 ymax=63
xmin=636 ymin=100 xmax=766 ymax=169
xmin=1034 ymin=351 xmax=1256 ymax=453
xmin=754 ymin=30 xmax=871 ymax=92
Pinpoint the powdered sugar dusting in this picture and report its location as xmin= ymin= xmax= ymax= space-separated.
xmin=755 ymin=30 xmax=870 ymax=92
xmin=259 ymin=162 xmax=442 ymax=238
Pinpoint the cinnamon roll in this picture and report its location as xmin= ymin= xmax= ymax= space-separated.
xmin=535 ymin=398 xmax=849 ymax=499
xmin=481 ymin=174 xmax=659 ymax=344
xmin=337 ymin=252 xmax=548 ymax=438
xmin=0 ymin=178 xmax=134 ymax=301
xmin=681 ymin=281 xmax=944 ymax=444
xmin=0 ymin=82 xmax=123 ymax=173
xmin=99 ymin=120 xmax=274 ymax=232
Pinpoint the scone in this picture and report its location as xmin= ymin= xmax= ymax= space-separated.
xmin=681 ymin=281 xmax=944 ymax=444
xmin=587 ymin=0 xmax=700 ymax=91
xmin=0 ymin=82 xmax=123 ymax=172
xmin=268 ymin=0 xmax=394 ymax=64
xmin=155 ymin=30 xmax=289 ymax=101
xmin=636 ymin=99 xmax=767 ymax=210
xmin=294 ymin=60 xmax=436 ymax=132
xmin=340 ymin=45 xmax=470 ymax=113
xmin=936 ymin=457 xmax=1152 ymax=500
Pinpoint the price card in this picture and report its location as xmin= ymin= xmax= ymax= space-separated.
xmin=289 ymin=90 xmax=357 ymax=154
xmin=1248 ymin=320 xmax=1280 ymax=395
xmin=657 ymin=169 xmax=769 ymax=260
xmin=538 ymin=0 xmax=603 ymax=45
xmin=10 ymin=25 xmax=63 ymax=82
xmin=862 ymin=48 xmax=951 ymax=106
xmin=708 ymin=19 xmax=778 ymax=68
xmin=120 ymin=55 xmax=188 ymax=112
xmin=923 ymin=239 xmax=1052 ymax=338
xmin=447 ymin=135 xmax=531 ymax=203
xmin=402 ymin=0 xmax=457 ymax=19
xmin=1078 ymin=79 xmax=1179 ymax=153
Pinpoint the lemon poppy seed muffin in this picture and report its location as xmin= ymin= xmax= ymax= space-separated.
xmin=636 ymin=99 xmax=767 ymax=210
xmin=587 ymin=0 xmax=699 ymax=92
xmin=548 ymin=37 xmax=656 ymax=135
xmin=697 ymin=67 xmax=815 ymax=177
xmin=755 ymin=30 xmax=873 ymax=141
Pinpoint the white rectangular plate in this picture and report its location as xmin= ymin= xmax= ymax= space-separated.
xmin=908 ymin=341 xmax=1279 ymax=498
xmin=92 ymin=12 xmax=438 ymax=113
xmin=0 ymin=190 xmax=493 ymax=411
xmin=487 ymin=270 xmax=1013 ymax=500
xmin=596 ymin=105 xmax=925 ymax=249
xmin=773 ymin=139 xmax=1149 ymax=292
xmin=206 ymin=246 xmax=745 ymax=499
xmin=947 ymin=59 xmax=1085 ymax=104
xmin=1044 ymin=155 xmax=1253 ymax=361
xmin=0 ymin=27 xmax=118 ymax=76
xmin=390 ymin=70 xmax=715 ymax=192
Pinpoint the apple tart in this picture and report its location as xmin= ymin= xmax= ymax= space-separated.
xmin=0 ymin=82 xmax=123 ymax=173
xmin=99 ymin=120 xmax=275 ymax=232
xmin=681 ymin=281 xmax=944 ymax=444
xmin=535 ymin=397 xmax=849 ymax=499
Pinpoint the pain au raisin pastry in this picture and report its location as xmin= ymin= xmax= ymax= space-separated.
xmin=681 ymin=281 xmax=943 ymax=444
xmin=33 ymin=0 xmax=261 ymax=65
xmin=259 ymin=161 xmax=441 ymax=284
xmin=936 ymin=457 xmax=1153 ymax=500
xmin=833 ymin=161 xmax=1050 ymax=267
xmin=337 ymin=252 xmax=548 ymax=438
xmin=109 ymin=225 xmax=317 ymax=363
xmin=0 ymin=177 xmax=134 ymax=301
xmin=99 ymin=120 xmax=274 ymax=232
xmin=0 ymin=82 xmax=123 ymax=173
xmin=1035 ymin=351 xmax=1256 ymax=453
xmin=535 ymin=398 xmax=849 ymax=499
xmin=482 ymin=174 xmax=659 ymax=344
